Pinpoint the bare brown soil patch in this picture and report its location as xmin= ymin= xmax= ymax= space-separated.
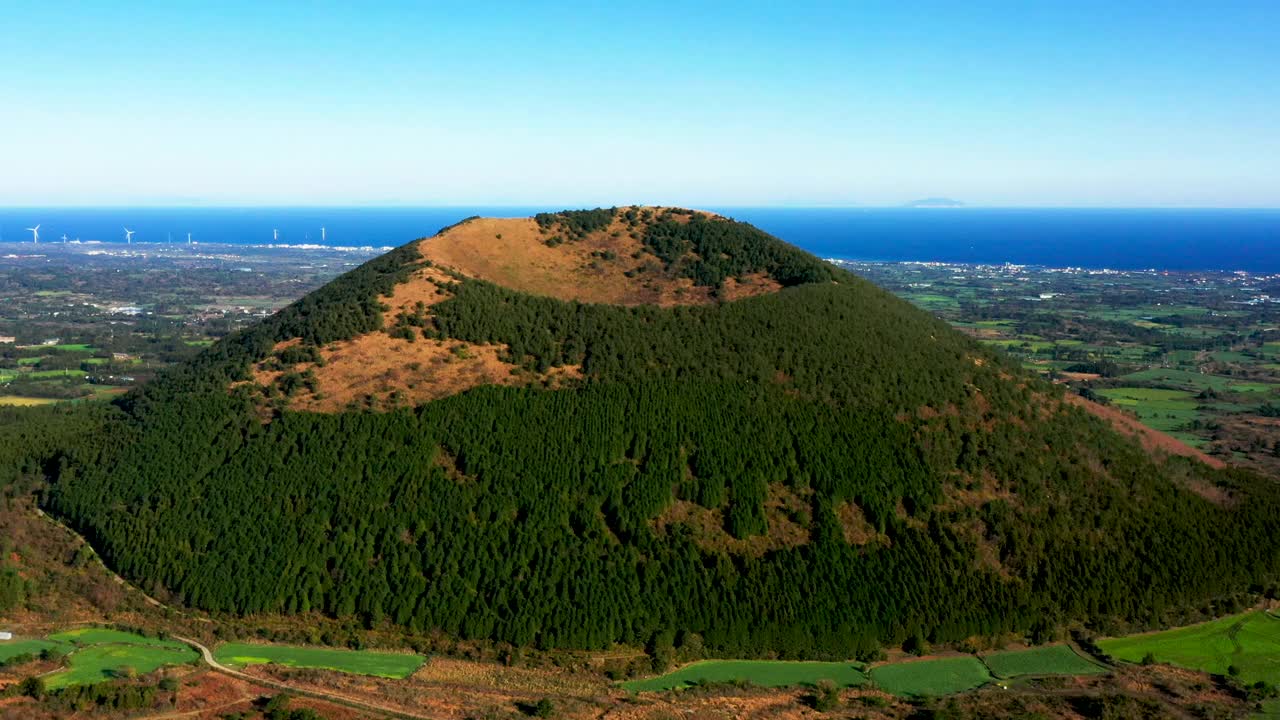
xmin=245 ymin=265 xmax=580 ymax=412
xmin=834 ymin=500 xmax=889 ymax=547
xmin=1065 ymin=394 xmax=1226 ymax=469
xmin=652 ymin=484 xmax=811 ymax=557
xmin=417 ymin=211 xmax=780 ymax=307
xmin=1058 ymin=371 xmax=1101 ymax=382
xmin=941 ymin=471 xmax=1017 ymax=511
xmin=242 ymin=659 xmax=608 ymax=720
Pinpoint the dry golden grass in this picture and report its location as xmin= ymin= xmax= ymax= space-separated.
xmin=245 ymin=208 xmax=785 ymax=413
xmin=248 ymin=265 xmax=580 ymax=412
xmin=834 ymin=500 xmax=889 ymax=547
xmin=417 ymin=211 xmax=780 ymax=307
xmin=652 ymin=484 xmax=811 ymax=557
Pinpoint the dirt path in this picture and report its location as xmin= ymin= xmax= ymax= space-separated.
xmin=172 ymin=635 xmax=430 ymax=720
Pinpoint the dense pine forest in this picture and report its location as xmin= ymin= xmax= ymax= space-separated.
xmin=14 ymin=209 xmax=1280 ymax=658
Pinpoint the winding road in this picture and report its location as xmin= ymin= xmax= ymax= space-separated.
xmin=172 ymin=635 xmax=431 ymax=720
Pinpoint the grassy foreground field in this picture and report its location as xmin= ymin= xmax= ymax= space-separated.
xmin=1098 ymin=610 xmax=1280 ymax=684
xmin=869 ymin=656 xmax=993 ymax=697
xmin=214 ymin=642 xmax=425 ymax=679
xmin=0 ymin=638 xmax=66 ymax=662
xmin=45 ymin=644 xmax=197 ymax=689
xmin=623 ymin=644 xmax=1108 ymax=695
xmin=982 ymin=645 xmax=1107 ymax=678
xmin=621 ymin=660 xmax=867 ymax=692
xmin=48 ymin=627 xmax=186 ymax=649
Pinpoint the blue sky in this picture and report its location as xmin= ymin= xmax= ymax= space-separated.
xmin=2 ymin=1 xmax=1277 ymax=207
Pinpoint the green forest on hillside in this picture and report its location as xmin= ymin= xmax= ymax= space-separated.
xmin=7 ymin=210 xmax=1279 ymax=658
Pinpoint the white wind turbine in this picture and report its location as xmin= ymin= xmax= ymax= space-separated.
xmin=273 ymin=228 xmax=279 ymax=241
xmin=26 ymin=224 xmax=40 ymax=244
xmin=123 ymin=227 xmax=136 ymax=244
xmin=321 ymin=226 xmax=326 ymax=242
xmin=61 ymin=233 xmax=69 ymax=243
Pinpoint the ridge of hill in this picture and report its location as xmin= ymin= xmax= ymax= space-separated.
xmin=28 ymin=208 xmax=1280 ymax=660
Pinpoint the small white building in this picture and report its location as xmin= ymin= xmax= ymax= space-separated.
xmin=0 ymin=631 xmax=13 ymax=640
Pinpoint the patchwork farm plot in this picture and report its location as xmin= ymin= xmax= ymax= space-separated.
xmin=8 ymin=628 xmax=201 ymax=688
xmin=44 ymin=643 xmax=197 ymax=689
xmin=0 ymin=638 xmax=66 ymax=663
xmin=1098 ymin=610 xmax=1280 ymax=685
xmin=213 ymin=642 xmax=425 ymax=679
xmin=869 ymin=656 xmax=993 ymax=697
xmin=981 ymin=645 xmax=1107 ymax=679
xmin=621 ymin=660 xmax=867 ymax=692
xmin=841 ymin=260 xmax=1280 ymax=476
xmin=623 ymin=643 xmax=1112 ymax=696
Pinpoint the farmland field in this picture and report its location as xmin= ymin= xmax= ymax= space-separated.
xmin=0 ymin=638 xmax=66 ymax=662
xmin=868 ymin=656 xmax=992 ymax=697
xmin=982 ymin=645 xmax=1107 ymax=678
xmin=621 ymin=660 xmax=867 ymax=692
xmin=1096 ymin=387 xmax=1199 ymax=434
xmin=1098 ymin=610 xmax=1280 ymax=685
xmin=214 ymin=642 xmax=425 ymax=679
xmin=44 ymin=644 xmax=197 ymax=689
xmin=48 ymin=628 xmax=186 ymax=649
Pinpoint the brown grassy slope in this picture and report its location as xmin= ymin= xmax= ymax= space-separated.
xmin=1065 ymin=394 xmax=1225 ymax=469
xmin=245 ymin=208 xmax=785 ymax=412
xmin=246 ymin=265 xmax=580 ymax=413
xmin=417 ymin=211 xmax=781 ymax=306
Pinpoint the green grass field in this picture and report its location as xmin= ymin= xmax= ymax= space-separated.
xmin=621 ymin=660 xmax=867 ymax=692
xmin=26 ymin=369 xmax=84 ymax=379
xmin=982 ymin=645 xmax=1107 ymax=679
xmin=48 ymin=628 xmax=186 ymax=649
xmin=214 ymin=642 xmax=424 ymax=679
xmin=0 ymin=638 xmax=67 ymax=663
xmin=1098 ymin=611 xmax=1280 ymax=685
xmin=1096 ymin=387 xmax=1200 ymax=433
xmin=1120 ymin=368 xmax=1273 ymax=394
xmin=869 ymin=656 xmax=992 ymax=697
xmin=44 ymin=644 xmax=197 ymax=689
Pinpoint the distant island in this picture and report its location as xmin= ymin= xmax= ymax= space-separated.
xmin=906 ymin=197 xmax=964 ymax=207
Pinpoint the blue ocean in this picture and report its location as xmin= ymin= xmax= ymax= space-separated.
xmin=1 ymin=207 xmax=1277 ymax=272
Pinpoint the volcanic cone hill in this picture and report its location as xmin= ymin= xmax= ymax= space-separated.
xmin=44 ymin=207 xmax=1280 ymax=657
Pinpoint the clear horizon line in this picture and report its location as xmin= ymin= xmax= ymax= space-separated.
xmin=2 ymin=203 xmax=1280 ymax=211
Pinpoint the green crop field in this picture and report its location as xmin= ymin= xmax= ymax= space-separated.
xmin=869 ymin=656 xmax=992 ymax=697
xmin=44 ymin=644 xmax=197 ymax=689
xmin=1098 ymin=611 xmax=1280 ymax=685
xmin=1096 ymin=387 xmax=1200 ymax=433
xmin=0 ymin=638 xmax=67 ymax=662
xmin=1229 ymin=382 xmax=1279 ymax=394
xmin=214 ymin=642 xmax=424 ymax=679
xmin=27 ymin=369 xmax=83 ymax=379
xmin=1121 ymin=366 xmax=1239 ymax=389
xmin=621 ymin=660 xmax=867 ymax=692
xmin=48 ymin=628 xmax=186 ymax=649
xmin=982 ymin=645 xmax=1107 ymax=679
